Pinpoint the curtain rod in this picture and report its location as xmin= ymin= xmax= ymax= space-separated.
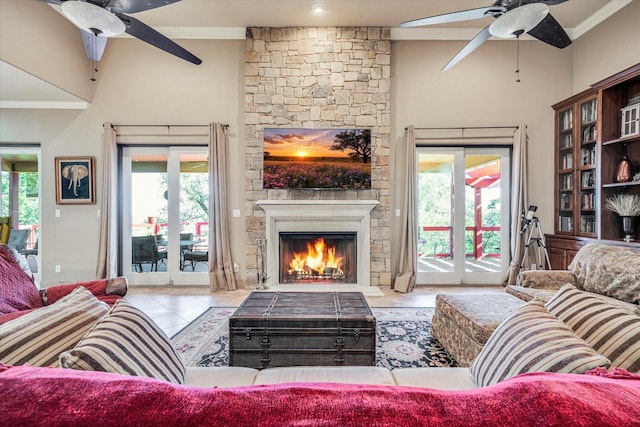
xmin=406 ymin=126 xmax=518 ymax=131
xmin=110 ymin=124 xmax=228 ymax=128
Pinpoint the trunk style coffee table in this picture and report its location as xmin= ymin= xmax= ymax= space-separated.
xmin=229 ymin=291 xmax=376 ymax=369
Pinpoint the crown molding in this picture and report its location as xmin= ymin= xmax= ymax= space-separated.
xmin=571 ymin=0 xmax=632 ymax=39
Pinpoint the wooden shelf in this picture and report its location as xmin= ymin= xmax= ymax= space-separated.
xmin=550 ymin=64 xmax=640 ymax=255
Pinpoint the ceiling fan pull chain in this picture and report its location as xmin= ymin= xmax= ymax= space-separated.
xmin=90 ymin=35 xmax=97 ymax=82
xmin=515 ymin=36 xmax=521 ymax=83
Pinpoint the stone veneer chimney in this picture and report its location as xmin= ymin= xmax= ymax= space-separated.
xmin=244 ymin=27 xmax=391 ymax=288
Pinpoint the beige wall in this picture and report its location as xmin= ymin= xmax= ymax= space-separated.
xmin=390 ymin=39 xmax=574 ymax=274
xmin=1 ymin=2 xmax=639 ymax=287
xmin=0 ymin=0 xmax=95 ymax=102
xmin=572 ymin=0 xmax=640 ymax=93
xmin=16 ymin=38 xmax=245 ymax=286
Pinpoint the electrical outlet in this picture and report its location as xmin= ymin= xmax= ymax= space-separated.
xmin=233 ymin=262 xmax=239 ymax=272
xmin=55 ymin=209 xmax=61 ymax=218
xmin=55 ymin=265 xmax=61 ymax=273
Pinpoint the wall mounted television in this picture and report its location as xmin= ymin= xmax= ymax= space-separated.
xmin=263 ymin=128 xmax=371 ymax=190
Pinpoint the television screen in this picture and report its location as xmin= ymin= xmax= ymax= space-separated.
xmin=263 ymin=128 xmax=371 ymax=189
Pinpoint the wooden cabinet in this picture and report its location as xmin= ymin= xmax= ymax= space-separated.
xmin=545 ymin=235 xmax=584 ymax=270
xmin=594 ymin=64 xmax=640 ymax=241
xmin=548 ymin=64 xmax=640 ymax=262
xmin=552 ymin=89 xmax=597 ymax=238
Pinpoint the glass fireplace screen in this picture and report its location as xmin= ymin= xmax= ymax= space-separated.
xmin=279 ymin=232 xmax=357 ymax=284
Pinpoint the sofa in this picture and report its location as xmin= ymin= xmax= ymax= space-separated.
xmin=507 ymin=243 xmax=640 ymax=313
xmin=432 ymin=243 xmax=640 ymax=366
xmin=2 ymin=363 xmax=640 ymax=427
xmin=0 ymin=244 xmax=128 ymax=325
xmin=2 ymin=242 xmax=640 ymax=425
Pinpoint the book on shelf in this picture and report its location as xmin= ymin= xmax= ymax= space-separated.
xmin=561 ymin=174 xmax=573 ymax=190
xmin=581 ymin=147 xmax=596 ymax=166
xmin=580 ymin=215 xmax=596 ymax=234
xmin=582 ymin=124 xmax=596 ymax=143
xmin=581 ymin=170 xmax=594 ymax=187
xmin=561 ymin=111 xmax=573 ymax=131
xmin=581 ymin=192 xmax=594 ymax=209
xmin=562 ymin=153 xmax=573 ymax=169
xmin=559 ymin=216 xmax=573 ymax=232
xmin=581 ymin=100 xmax=597 ymax=123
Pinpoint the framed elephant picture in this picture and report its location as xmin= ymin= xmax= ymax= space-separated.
xmin=55 ymin=157 xmax=96 ymax=204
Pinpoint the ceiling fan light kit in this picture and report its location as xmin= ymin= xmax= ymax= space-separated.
xmin=61 ymin=1 xmax=125 ymax=37
xmin=37 ymin=0 xmax=202 ymax=75
xmin=401 ymin=0 xmax=572 ymax=73
xmin=489 ymin=3 xmax=549 ymax=38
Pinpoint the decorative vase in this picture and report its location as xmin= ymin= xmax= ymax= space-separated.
xmin=616 ymin=156 xmax=633 ymax=182
xmin=621 ymin=216 xmax=636 ymax=242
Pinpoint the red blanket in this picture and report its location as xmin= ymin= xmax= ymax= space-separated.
xmin=1 ymin=364 xmax=639 ymax=427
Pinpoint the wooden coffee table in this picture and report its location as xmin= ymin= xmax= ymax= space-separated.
xmin=229 ymin=291 xmax=376 ymax=369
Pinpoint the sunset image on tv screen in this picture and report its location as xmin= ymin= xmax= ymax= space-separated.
xmin=263 ymin=128 xmax=371 ymax=189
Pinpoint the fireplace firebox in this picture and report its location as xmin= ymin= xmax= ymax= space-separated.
xmin=279 ymin=232 xmax=357 ymax=284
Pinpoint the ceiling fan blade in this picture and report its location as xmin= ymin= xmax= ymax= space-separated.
xmin=401 ymin=6 xmax=505 ymax=28
xmin=526 ymin=13 xmax=572 ymax=48
xmin=105 ymin=0 xmax=182 ymax=14
xmin=115 ymin=13 xmax=202 ymax=65
xmin=442 ymin=26 xmax=492 ymax=71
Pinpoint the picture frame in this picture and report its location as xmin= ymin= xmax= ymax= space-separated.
xmin=55 ymin=157 xmax=96 ymax=204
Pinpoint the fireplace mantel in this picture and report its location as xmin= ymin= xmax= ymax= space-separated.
xmin=256 ymin=200 xmax=380 ymax=294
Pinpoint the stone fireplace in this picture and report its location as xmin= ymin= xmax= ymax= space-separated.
xmin=244 ymin=27 xmax=391 ymax=292
xmin=257 ymin=200 xmax=380 ymax=294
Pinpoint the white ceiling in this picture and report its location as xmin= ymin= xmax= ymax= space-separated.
xmin=0 ymin=0 xmax=631 ymax=108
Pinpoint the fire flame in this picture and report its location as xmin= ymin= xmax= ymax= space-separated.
xmin=289 ymin=238 xmax=343 ymax=276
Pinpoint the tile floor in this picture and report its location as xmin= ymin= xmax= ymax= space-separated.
xmin=125 ymin=285 xmax=504 ymax=337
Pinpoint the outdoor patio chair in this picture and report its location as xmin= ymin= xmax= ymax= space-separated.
xmin=182 ymin=250 xmax=208 ymax=271
xmin=132 ymin=236 xmax=167 ymax=272
xmin=8 ymin=229 xmax=31 ymax=253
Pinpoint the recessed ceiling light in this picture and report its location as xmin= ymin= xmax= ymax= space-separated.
xmin=312 ymin=3 xmax=325 ymax=14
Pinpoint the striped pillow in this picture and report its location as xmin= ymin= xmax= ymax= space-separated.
xmin=470 ymin=300 xmax=610 ymax=387
xmin=0 ymin=287 xmax=109 ymax=367
xmin=59 ymin=299 xmax=186 ymax=384
xmin=546 ymin=284 xmax=640 ymax=373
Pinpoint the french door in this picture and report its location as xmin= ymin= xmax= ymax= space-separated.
xmin=121 ymin=146 xmax=209 ymax=286
xmin=0 ymin=147 xmax=41 ymax=280
xmin=416 ymin=147 xmax=510 ymax=285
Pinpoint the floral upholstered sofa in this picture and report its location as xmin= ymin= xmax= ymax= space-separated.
xmin=507 ymin=243 xmax=640 ymax=314
xmin=432 ymin=243 xmax=640 ymax=366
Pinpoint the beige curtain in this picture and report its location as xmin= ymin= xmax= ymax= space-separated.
xmin=394 ymin=126 xmax=417 ymax=293
xmin=208 ymin=123 xmax=238 ymax=291
xmin=96 ymin=123 xmax=118 ymax=278
xmin=503 ymin=124 xmax=528 ymax=285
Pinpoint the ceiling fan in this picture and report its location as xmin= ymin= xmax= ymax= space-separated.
xmin=401 ymin=0 xmax=572 ymax=72
xmin=36 ymin=0 xmax=202 ymax=66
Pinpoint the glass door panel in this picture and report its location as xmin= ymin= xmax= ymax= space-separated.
xmin=417 ymin=147 xmax=510 ymax=285
xmin=122 ymin=147 xmax=209 ymax=286
xmin=0 ymin=148 xmax=41 ymax=280
xmin=417 ymin=149 xmax=464 ymax=284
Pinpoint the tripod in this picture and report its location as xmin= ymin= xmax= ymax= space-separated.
xmin=519 ymin=217 xmax=551 ymax=271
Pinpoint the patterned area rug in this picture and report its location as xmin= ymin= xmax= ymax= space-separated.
xmin=171 ymin=307 xmax=457 ymax=368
